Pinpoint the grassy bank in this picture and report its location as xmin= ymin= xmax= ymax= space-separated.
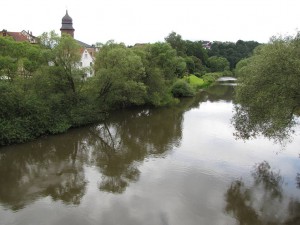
xmin=171 ymin=72 xmax=223 ymax=97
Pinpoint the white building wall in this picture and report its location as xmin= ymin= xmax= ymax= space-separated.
xmin=80 ymin=49 xmax=94 ymax=78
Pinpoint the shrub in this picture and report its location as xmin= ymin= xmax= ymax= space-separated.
xmin=202 ymin=72 xmax=223 ymax=85
xmin=188 ymin=75 xmax=205 ymax=88
xmin=171 ymin=80 xmax=195 ymax=97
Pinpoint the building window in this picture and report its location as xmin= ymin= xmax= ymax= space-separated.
xmin=84 ymin=53 xmax=88 ymax=59
xmin=80 ymin=62 xmax=82 ymax=67
xmin=90 ymin=62 xmax=93 ymax=66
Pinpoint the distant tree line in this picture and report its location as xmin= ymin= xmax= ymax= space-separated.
xmin=209 ymin=40 xmax=260 ymax=69
xmin=165 ymin=31 xmax=260 ymax=74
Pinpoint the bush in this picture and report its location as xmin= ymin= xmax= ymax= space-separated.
xmin=188 ymin=75 xmax=205 ymax=88
xmin=222 ymin=70 xmax=233 ymax=77
xmin=171 ymin=80 xmax=195 ymax=97
xmin=202 ymin=72 xmax=223 ymax=85
xmin=194 ymin=72 xmax=203 ymax=78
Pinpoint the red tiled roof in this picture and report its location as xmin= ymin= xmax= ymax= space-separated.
xmin=7 ymin=32 xmax=28 ymax=42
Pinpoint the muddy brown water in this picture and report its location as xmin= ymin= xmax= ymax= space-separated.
xmin=1 ymin=81 xmax=299 ymax=225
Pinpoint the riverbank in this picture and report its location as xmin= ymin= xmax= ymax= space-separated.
xmin=0 ymin=72 xmax=224 ymax=147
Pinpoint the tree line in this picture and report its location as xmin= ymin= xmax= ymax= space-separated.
xmin=164 ymin=31 xmax=260 ymax=75
xmin=0 ymin=32 xmax=186 ymax=145
xmin=0 ymin=31 xmax=260 ymax=145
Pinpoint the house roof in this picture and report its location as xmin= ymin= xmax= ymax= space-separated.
xmin=7 ymin=32 xmax=28 ymax=41
xmin=0 ymin=30 xmax=38 ymax=43
xmin=76 ymin=39 xmax=94 ymax=48
xmin=0 ymin=30 xmax=28 ymax=41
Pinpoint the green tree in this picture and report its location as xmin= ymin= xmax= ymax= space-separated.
xmin=134 ymin=42 xmax=184 ymax=106
xmin=171 ymin=80 xmax=195 ymax=97
xmin=93 ymin=41 xmax=147 ymax=109
xmin=53 ymin=34 xmax=82 ymax=93
xmin=38 ymin=30 xmax=60 ymax=49
xmin=209 ymin=40 xmax=260 ymax=69
xmin=234 ymin=57 xmax=252 ymax=76
xmin=0 ymin=55 xmax=17 ymax=80
xmin=184 ymin=56 xmax=206 ymax=75
xmin=233 ymin=34 xmax=300 ymax=143
xmin=185 ymin=40 xmax=208 ymax=66
xmin=0 ymin=36 xmax=47 ymax=79
xmin=165 ymin=31 xmax=186 ymax=56
xmin=207 ymin=56 xmax=230 ymax=72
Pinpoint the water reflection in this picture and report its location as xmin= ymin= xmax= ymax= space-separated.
xmin=0 ymin=132 xmax=89 ymax=210
xmin=232 ymin=105 xmax=298 ymax=146
xmin=225 ymin=161 xmax=300 ymax=225
xmin=1 ymin=81 xmax=299 ymax=225
xmin=0 ymin=92 xmax=204 ymax=210
xmin=200 ymin=83 xmax=235 ymax=103
xmin=87 ymin=83 xmax=237 ymax=194
xmin=232 ymin=79 xmax=300 ymax=145
xmin=86 ymin=100 xmax=193 ymax=193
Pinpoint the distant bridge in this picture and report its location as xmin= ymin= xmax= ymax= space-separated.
xmin=217 ymin=77 xmax=237 ymax=82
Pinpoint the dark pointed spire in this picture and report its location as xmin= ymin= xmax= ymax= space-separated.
xmin=60 ymin=10 xmax=75 ymax=37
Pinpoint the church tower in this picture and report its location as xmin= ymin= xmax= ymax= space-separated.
xmin=60 ymin=10 xmax=75 ymax=37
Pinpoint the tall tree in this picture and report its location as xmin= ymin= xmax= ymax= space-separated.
xmin=207 ymin=56 xmax=230 ymax=72
xmin=136 ymin=42 xmax=186 ymax=105
xmin=165 ymin=31 xmax=187 ymax=56
xmin=233 ymin=34 xmax=300 ymax=143
xmin=185 ymin=40 xmax=208 ymax=66
xmin=53 ymin=34 xmax=82 ymax=93
xmin=93 ymin=41 xmax=146 ymax=109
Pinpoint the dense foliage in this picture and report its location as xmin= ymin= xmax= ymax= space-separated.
xmin=207 ymin=56 xmax=230 ymax=72
xmin=208 ymin=40 xmax=260 ymax=69
xmin=0 ymin=34 xmax=101 ymax=145
xmin=233 ymin=34 xmax=300 ymax=143
xmin=0 ymin=30 xmax=260 ymax=145
xmin=165 ymin=31 xmax=260 ymax=73
xmin=0 ymin=35 xmax=188 ymax=145
xmin=171 ymin=80 xmax=195 ymax=97
xmin=165 ymin=32 xmax=208 ymax=75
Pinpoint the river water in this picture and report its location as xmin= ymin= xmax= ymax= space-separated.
xmin=0 ymin=80 xmax=299 ymax=225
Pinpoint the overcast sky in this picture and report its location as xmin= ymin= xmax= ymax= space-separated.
xmin=1 ymin=0 xmax=299 ymax=45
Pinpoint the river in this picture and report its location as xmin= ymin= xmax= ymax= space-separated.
xmin=0 ymin=80 xmax=299 ymax=225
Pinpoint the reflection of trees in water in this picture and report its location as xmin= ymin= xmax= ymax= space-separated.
xmin=86 ymin=105 xmax=186 ymax=193
xmin=0 ymin=131 xmax=89 ymax=211
xmin=186 ymin=83 xmax=235 ymax=106
xmin=87 ymin=123 xmax=143 ymax=194
xmin=175 ymin=83 xmax=235 ymax=113
xmin=232 ymin=73 xmax=299 ymax=145
xmin=86 ymin=84 xmax=237 ymax=193
xmin=225 ymin=161 xmax=300 ymax=225
xmin=232 ymin=104 xmax=297 ymax=145
xmin=0 ymin=93 xmax=199 ymax=209
xmin=0 ymin=83 xmax=236 ymax=210
xmin=297 ymin=174 xmax=300 ymax=189
xmin=203 ymin=83 xmax=235 ymax=102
